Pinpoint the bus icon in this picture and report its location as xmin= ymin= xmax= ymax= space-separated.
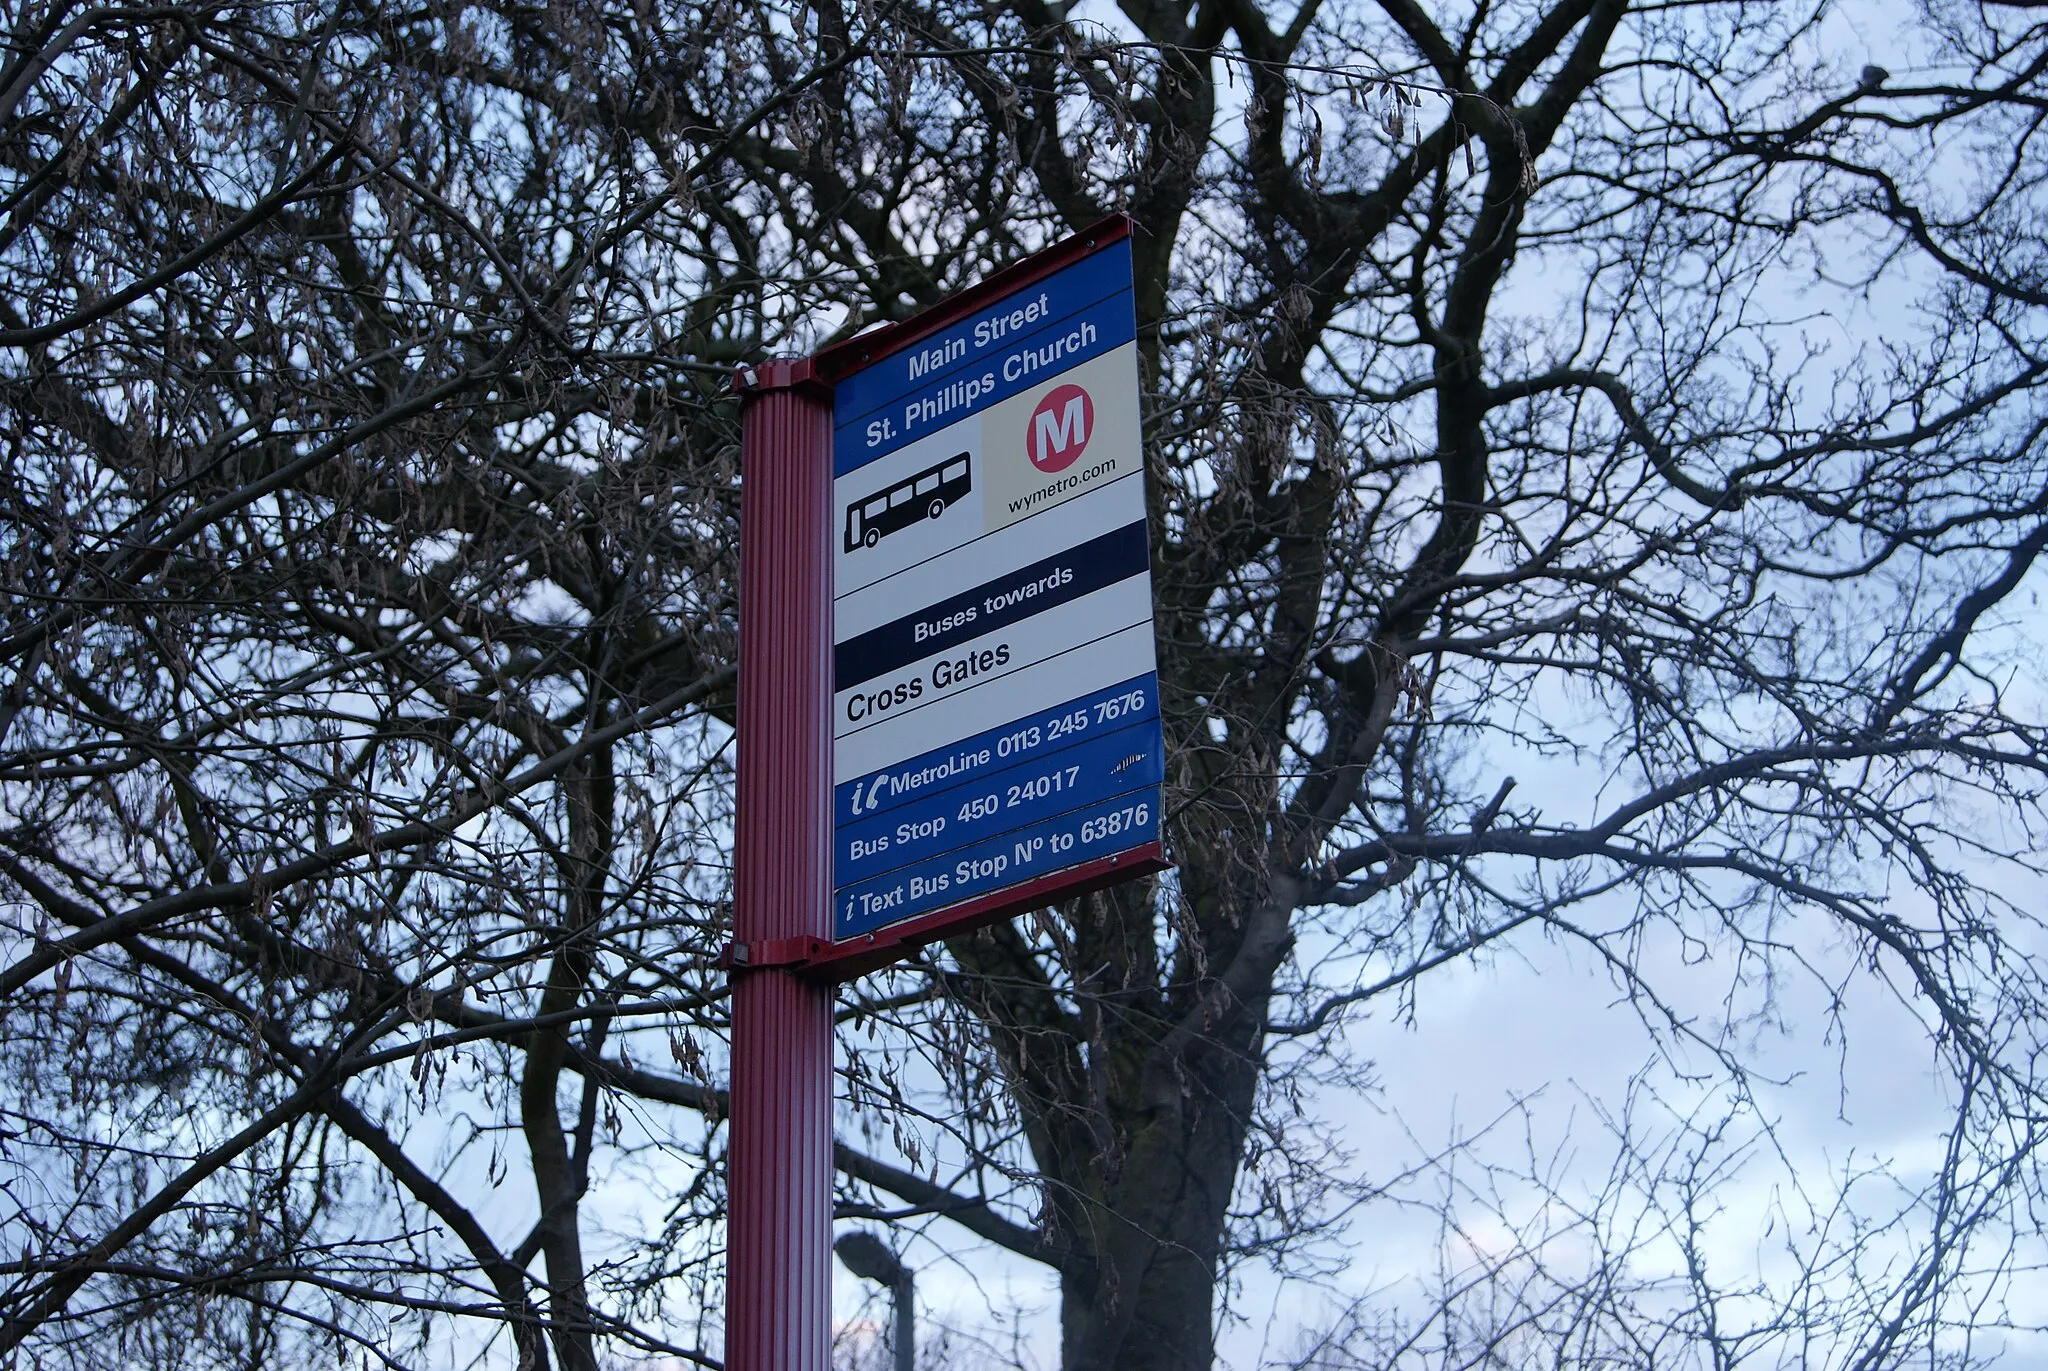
xmin=845 ymin=453 xmax=972 ymax=552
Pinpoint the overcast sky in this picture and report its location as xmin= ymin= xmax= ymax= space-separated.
xmin=816 ymin=2 xmax=2048 ymax=1364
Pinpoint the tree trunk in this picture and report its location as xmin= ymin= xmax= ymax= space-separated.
xmin=1056 ymin=1027 xmax=1260 ymax=1371
xmin=950 ymin=871 xmax=1278 ymax=1371
xmin=521 ymin=742 xmax=616 ymax=1371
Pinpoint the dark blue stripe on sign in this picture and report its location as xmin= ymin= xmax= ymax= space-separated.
xmin=836 ymin=717 xmax=1162 ymax=887
xmin=835 ymin=520 xmax=1148 ymax=690
xmin=835 ymin=784 xmax=1161 ymax=938
xmin=833 ymin=279 xmax=1137 ymax=476
xmin=833 ymin=673 xmax=1158 ymax=827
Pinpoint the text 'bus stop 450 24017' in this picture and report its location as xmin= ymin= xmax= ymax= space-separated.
xmin=825 ymin=223 xmax=1166 ymax=942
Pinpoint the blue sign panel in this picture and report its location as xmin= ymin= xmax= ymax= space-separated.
xmin=836 ymin=786 xmax=1158 ymax=938
xmin=833 ymin=239 xmax=1136 ymax=476
xmin=836 ymin=679 xmax=1161 ymax=888
xmin=828 ymin=226 xmax=1163 ymax=945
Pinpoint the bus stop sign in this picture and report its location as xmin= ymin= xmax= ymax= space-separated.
xmin=799 ymin=218 xmax=1167 ymax=973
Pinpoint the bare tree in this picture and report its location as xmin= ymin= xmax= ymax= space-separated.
xmin=0 ymin=1 xmax=780 ymax=1365
xmin=762 ymin=2 xmax=2048 ymax=1368
xmin=5 ymin=1 xmax=2048 ymax=1370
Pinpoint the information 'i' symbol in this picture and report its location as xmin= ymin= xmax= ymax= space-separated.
xmin=1027 ymin=384 xmax=1093 ymax=473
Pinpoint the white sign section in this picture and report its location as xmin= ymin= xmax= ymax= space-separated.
xmin=827 ymin=232 xmax=1163 ymax=940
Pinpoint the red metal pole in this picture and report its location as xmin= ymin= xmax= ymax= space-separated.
xmin=727 ymin=360 xmax=834 ymax=1371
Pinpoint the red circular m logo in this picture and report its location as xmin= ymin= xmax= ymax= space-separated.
xmin=1027 ymin=384 xmax=1094 ymax=473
